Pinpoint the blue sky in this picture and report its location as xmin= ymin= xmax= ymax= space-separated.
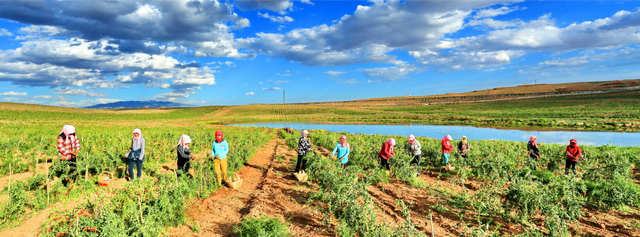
xmin=0 ymin=0 xmax=639 ymax=107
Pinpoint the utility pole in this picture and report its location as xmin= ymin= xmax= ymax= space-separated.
xmin=283 ymin=90 xmax=285 ymax=104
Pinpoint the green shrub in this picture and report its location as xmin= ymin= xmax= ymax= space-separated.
xmin=233 ymin=215 xmax=290 ymax=237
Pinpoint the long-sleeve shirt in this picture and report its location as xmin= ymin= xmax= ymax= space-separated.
xmin=527 ymin=141 xmax=539 ymax=158
xmin=379 ymin=142 xmax=394 ymax=160
xmin=298 ymin=137 xmax=312 ymax=156
xmin=177 ymin=145 xmax=192 ymax=160
xmin=566 ymin=145 xmax=583 ymax=162
xmin=441 ymin=140 xmax=453 ymax=154
xmin=57 ymin=135 xmax=80 ymax=161
xmin=126 ymin=137 xmax=146 ymax=161
xmin=332 ymin=143 xmax=350 ymax=164
xmin=211 ymin=140 xmax=229 ymax=159
xmin=407 ymin=140 xmax=422 ymax=156
xmin=457 ymin=141 xmax=470 ymax=154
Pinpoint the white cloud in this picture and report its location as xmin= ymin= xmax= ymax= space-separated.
xmin=258 ymin=12 xmax=294 ymax=24
xmin=274 ymin=80 xmax=291 ymax=84
xmin=0 ymin=91 xmax=28 ymax=96
xmin=94 ymin=98 xmax=121 ymax=104
xmin=455 ymin=10 xmax=640 ymax=52
xmin=245 ymin=91 xmax=255 ymax=95
xmin=0 ymin=28 xmax=13 ymax=37
xmin=224 ymin=61 xmax=235 ymax=67
xmin=324 ymin=71 xmax=350 ymax=76
xmin=33 ymin=95 xmax=52 ymax=99
xmin=261 ymin=87 xmax=281 ymax=91
xmin=474 ymin=6 xmax=522 ymax=19
xmin=53 ymin=88 xmax=105 ymax=97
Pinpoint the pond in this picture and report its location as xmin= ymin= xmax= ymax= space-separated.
xmin=229 ymin=122 xmax=640 ymax=147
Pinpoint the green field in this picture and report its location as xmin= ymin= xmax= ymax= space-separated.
xmin=0 ymin=91 xmax=639 ymax=236
xmin=3 ymin=90 xmax=639 ymax=131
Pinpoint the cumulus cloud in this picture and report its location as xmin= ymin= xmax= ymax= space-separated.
xmin=261 ymin=87 xmax=281 ymax=91
xmin=454 ymin=10 xmax=640 ymax=52
xmin=249 ymin=0 xmax=513 ymax=68
xmin=235 ymin=0 xmax=293 ymax=12
xmin=0 ymin=0 xmax=252 ymax=59
xmin=258 ymin=12 xmax=294 ymax=24
xmin=33 ymin=95 xmax=52 ymax=99
xmin=0 ymin=91 xmax=28 ymax=96
xmin=274 ymin=80 xmax=291 ymax=84
xmin=245 ymin=91 xmax=255 ymax=95
xmin=473 ymin=5 xmax=522 ymax=19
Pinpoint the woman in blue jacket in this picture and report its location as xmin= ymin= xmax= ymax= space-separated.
xmin=212 ymin=130 xmax=229 ymax=186
xmin=332 ymin=135 xmax=350 ymax=169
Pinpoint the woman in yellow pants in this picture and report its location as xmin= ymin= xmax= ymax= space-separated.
xmin=211 ymin=130 xmax=229 ymax=186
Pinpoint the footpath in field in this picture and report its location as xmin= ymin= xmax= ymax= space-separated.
xmin=169 ymin=137 xmax=331 ymax=236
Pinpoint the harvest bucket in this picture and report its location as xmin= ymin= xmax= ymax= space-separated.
xmin=294 ymin=170 xmax=308 ymax=182
xmin=97 ymin=171 xmax=114 ymax=187
xmin=225 ymin=173 xmax=243 ymax=189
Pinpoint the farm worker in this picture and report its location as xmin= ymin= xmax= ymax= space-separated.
xmin=296 ymin=130 xmax=313 ymax=173
xmin=407 ymin=134 xmax=422 ymax=176
xmin=565 ymin=139 xmax=584 ymax=175
xmin=54 ymin=125 xmax=80 ymax=187
xmin=211 ymin=130 xmax=229 ymax=186
xmin=177 ymin=134 xmax=196 ymax=178
xmin=527 ymin=136 xmax=540 ymax=161
xmin=379 ymin=138 xmax=396 ymax=170
xmin=125 ymin=128 xmax=145 ymax=180
xmin=441 ymin=135 xmax=454 ymax=166
xmin=457 ymin=136 xmax=470 ymax=159
xmin=331 ymin=135 xmax=350 ymax=169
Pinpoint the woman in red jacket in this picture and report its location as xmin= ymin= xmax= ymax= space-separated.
xmin=441 ymin=135 xmax=453 ymax=166
xmin=379 ymin=138 xmax=395 ymax=170
xmin=565 ymin=139 xmax=584 ymax=175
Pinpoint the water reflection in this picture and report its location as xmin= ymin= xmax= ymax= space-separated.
xmin=229 ymin=122 xmax=640 ymax=147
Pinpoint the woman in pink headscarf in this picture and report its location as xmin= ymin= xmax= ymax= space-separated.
xmin=54 ymin=125 xmax=80 ymax=187
xmin=407 ymin=134 xmax=422 ymax=176
xmin=441 ymin=135 xmax=453 ymax=166
xmin=331 ymin=135 xmax=350 ymax=169
xmin=379 ymin=138 xmax=396 ymax=170
xmin=527 ymin=135 xmax=541 ymax=170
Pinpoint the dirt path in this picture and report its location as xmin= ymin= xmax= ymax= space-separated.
xmin=0 ymin=200 xmax=78 ymax=237
xmin=169 ymin=136 xmax=332 ymax=236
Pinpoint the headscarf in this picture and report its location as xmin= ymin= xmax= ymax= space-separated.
xmin=178 ymin=134 xmax=191 ymax=148
xmin=570 ymin=139 xmax=577 ymax=147
xmin=462 ymin=135 xmax=468 ymax=143
xmin=386 ymin=138 xmax=396 ymax=152
xmin=529 ymin=135 xmax=538 ymax=148
xmin=60 ymin=125 xmax=76 ymax=143
xmin=133 ymin=128 xmax=142 ymax=145
xmin=301 ymin=130 xmax=309 ymax=139
xmin=215 ymin=130 xmax=224 ymax=143
xmin=442 ymin=135 xmax=452 ymax=141
xmin=408 ymin=134 xmax=417 ymax=145
xmin=340 ymin=135 xmax=350 ymax=148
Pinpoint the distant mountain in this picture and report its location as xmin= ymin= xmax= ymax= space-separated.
xmin=85 ymin=100 xmax=192 ymax=109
